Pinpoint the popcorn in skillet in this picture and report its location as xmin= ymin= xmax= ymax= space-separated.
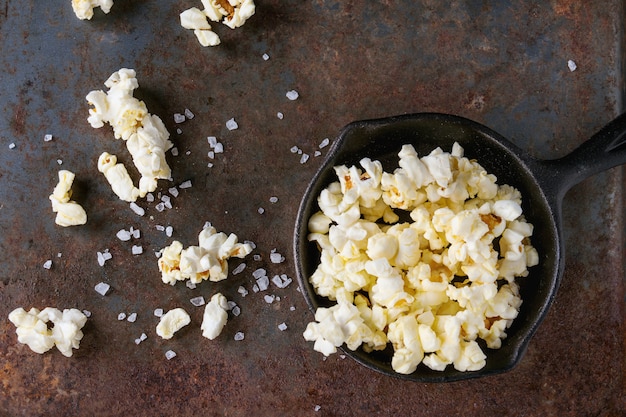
xmin=71 ymin=0 xmax=113 ymax=20
xmin=86 ymin=68 xmax=173 ymax=198
xmin=180 ymin=0 xmax=256 ymax=47
xmin=156 ymin=308 xmax=191 ymax=339
xmin=303 ymin=143 xmax=538 ymax=374
xmin=49 ymin=170 xmax=88 ymax=226
xmin=158 ymin=222 xmax=253 ymax=285
xmin=8 ymin=307 xmax=88 ymax=357
xmin=201 ymin=293 xmax=229 ymax=340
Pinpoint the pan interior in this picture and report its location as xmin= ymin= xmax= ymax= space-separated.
xmin=294 ymin=114 xmax=561 ymax=382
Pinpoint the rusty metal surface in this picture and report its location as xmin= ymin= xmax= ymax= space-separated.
xmin=0 ymin=1 xmax=623 ymax=416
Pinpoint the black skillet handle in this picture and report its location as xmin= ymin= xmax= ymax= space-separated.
xmin=540 ymin=112 xmax=626 ymax=199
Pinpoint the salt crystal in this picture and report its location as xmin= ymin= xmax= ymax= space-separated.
xmin=226 ymin=118 xmax=238 ymax=130
xmin=132 ymin=229 xmax=140 ymax=239
xmin=117 ymin=229 xmax=132 ymax=241
xmin=166 ymin=226 xmax=173 ymax=237
xmin=179 ymin=180 xmax=192 ymax=189
xmin=176 ymin=128 xmax=183 ymax=135
xmin=231 ymin=305 xmax=241 ymax=316
xmin=207 ymin=136 xmax=218 ymax=147
xmin=185 ymin=150 xmax=191 ymax=156
xmin=132 ymin=245 xmax=143 ymax=255
xmin=43 ymin=260 xmax=52 ymax=269
xmin=278 ymin=322 xmax=287 ymax=331
xmin=169 ymin=187 xmax=179 ymax=197
xmin=245 ymin=240 xmax=256 ymax=250
xmin=252 ymin=284 xmax=260 ymax=293
xmin=286 ymin=90 xmax=299 ymax=100
xmin=270 ymin=252 xmax=284 ymax=264
xmin=118 ymin=312 xmax=127 ymax=321
xmin=161 ymin=195 xmax=171 ymax=205
xmin=314 ymin=151 xmax=322 ymax=157
xmin=171 ymin=147 xmax=179 ymax=156
xmin=184 ymin=108 xmax=195 ymax=119
xmin=208 ymin=151 xmax=215 ymax=159
xmin=155 ymin=202 xmax=165 ymax=212
xmin=165 ymin=350 xmax=177 ymax=360
xmin=57 ymin=159 xmax=63 ymax=165
xmin=568 ymin=59 xmax=577 ymax=72
xmin=252 ymin=268 xmax=267 ymax=279
xmin=269 ymin=196 xmax=278 ymax=203
xmin=155 ymin=225 xmax=165 ymax=231
xmin=227 ymin=301 xmax=237 ymax=310
xmin=238 ymin=286 xmax=249 ymax=297
xmin=234 ymin=332 xmax=245 ymax=341
xmin=257 ymin=276 xmax=270 ymax=291
xmin=262 ymin=53 xmax=270 ymax=60
xmin=277 ymin=112 xmax=284 ymax=119
xmin=146 ymin=193 xmax=155 ymax=202
xmin=127 ymin=312 xmax=137 ymax=322
xmin=8 ymin=143 xmax=15 ymax=149
xmin=154 ymin=308 xmax=164 ymax=317
xmin=140 ymin=333 xmax=147 ymax=341
xmin=82 ymin=310 xmax=92 ymax=317
xmin=258 ymin=207 xmax=265 ymax=214
xmin=186 ymin=280 xmax=196 ymax=289
xmin=319 ymin=138 xmax=330 ymax=148
xmin=207 ymin=162 xmax=214 ymax=168
xmin=174 ymin=113 xmax=186 ymax=123
xmin=97 ymin=252 xmax=106 ymax=266
xmin=314 ymin=405 xmax=321 ymax=412
xmin=297 ymin=149 xmax=303 ymax=154
xmin=232 ymin=263 xmax=246 ymax=275
xmin=94 ymin=282 xmax=110 ymax=296
xmin=253 ymin=254 xmax=262 ymax=261
xmin=290 ymin=146 xmax=299 ymax=153
xmin=289 ymin=306 xmax=296 ymax=311
xmin=300 ymin=153 xmax=310 ymax=164
xmin=129 ymin=202 xmax=145 ymax=216
xmin=102 ymin=250 xmax=112 ymax=261
xmin=44 ymin=134 xmax=53 ymax=142
xmin=214 ymin=143 xmax=224 ymax=153
xmin=264 ymin=294 xmax=275 ymax=303
xmin=57 ymin=252 xmax=62 ymax=258
xmin=190 ymin=296 xmax=205 ymax=307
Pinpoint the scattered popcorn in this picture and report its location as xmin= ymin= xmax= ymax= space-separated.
xmin=234 ymin=331 xmax=245 ymax=341
xmin=94 ymin=282 xmax=110 ymax=295
xmin=303 ymin=143 xmax=538 ymax=374
xmin=49 ymin=170 xmax=88 ymax=227
xmin=286 ymin=90 xmax=299 ymax=100
xmin=226 ymin=118 xmax=238 ymax=131
xmin=87 ymin=69 xmax=173 ymax=198
xmin=158 ymin=223 xmax=253 ymax=285
xmin=43 ymin=260 xmax=53 ymax=270
xmin=71 ymin=0 xmax=114 ymax=20
xmin=8 ymin=307 xmax=87 ymax=357
xmin=165 ymin=349 xmax=177 ymax=360
xmin=156 ymin=308 xmax=191 ymax=339
xmin=201 ymin=293 xmax=229 ymax=340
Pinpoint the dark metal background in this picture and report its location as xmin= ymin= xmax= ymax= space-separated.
xmin=0 ymin=1 xmax=624 ymax=416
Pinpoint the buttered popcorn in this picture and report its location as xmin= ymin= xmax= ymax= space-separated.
xmin=87 ymin=68 xmax=173 ymax=199
xmin=71 ymin=0 xmax=114 ymax=20
xmin=180 ymin=0 xmax=256 ymax=47
xmin=303 ymin=143 xmax=538 ymax=374
xmin=158 ymin=222 xmax=253 ymax=285
xmin=49 ymin=170 xmax=88 ymax=226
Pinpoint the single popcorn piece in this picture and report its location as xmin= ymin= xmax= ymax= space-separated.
xmin=49 ymin=170 xmax=87 ymax=226
xmin=303 ymin=142 xmax=538 ymax=374
xmin=97 ymin=152 xmax=141 ymax=202
xmin=158 ymin=223 xmax=253 ymax=285
xmin=87 ymin=69 xmax=173 ymax=198
xmin=180 ymin=7 xmax=221 ymax=46
xmin=156 ymin=308 xmax=191 ymax=339
xmin=201 ymin=293 xmax=229 ymax=340
xmin=9 ymin=307 xmax=88 ymax=357
xmin=182 ymin=0 xmax=255 ymax=47
xmin=71 ymin=0 xmax=114 ymax=20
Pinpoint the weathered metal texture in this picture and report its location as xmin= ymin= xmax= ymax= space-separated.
xmin=0 ymin=1 xmax=623 ymax=416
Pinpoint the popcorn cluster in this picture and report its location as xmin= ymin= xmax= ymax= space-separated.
xmin=303 ymin=143 xmax=538 ymax=374
xmin=87 ymin=68 xmax=173 ymax=201
xmin=49 ymin=170 xmax=88 ymax=227
xmin=71 ymin=0 xmax=114 ymax=20
xmin=8 ymin=307 xmax=88 ymax=357
xmin=158 ymin=222 xmax=253 ymax=285
xmin=180 ymin=0 xmax=256 ymax=47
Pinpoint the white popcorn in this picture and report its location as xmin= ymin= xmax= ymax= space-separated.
xmin=71 ymin=0 xmax=114 ymax=20
xmin=8 ymin=307 xmax=87 ymax=357
xmin=183 ymin=0 xmax=255 ymax=47
xmin=156 ymin=308 xmax=191 ymax=339
xmin=201 ymin=293 xmax=229 ymax=340
xmin=87 ymin=69 xmax=172 ymax=199
xmin=303 ymin=142 xmax=537 ymax=374
xmin=49 ymin=170 xmax=87 ymax=227
xmin=97 ymin=152 xmax=140 ymax=202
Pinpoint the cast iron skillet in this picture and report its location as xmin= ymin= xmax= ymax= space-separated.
xmin=293 ymin=112 xmax=626 ymax=382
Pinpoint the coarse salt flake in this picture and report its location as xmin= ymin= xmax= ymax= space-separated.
xmin=171 ymin=147 xmax=179 ymax=156
xmin=94 ymin=282 xmax=111 ymax=296
xmin=186 ymin=280 xmax=197 ymax=289
xmin=213 ymin=143 xmax=224 ymax=153
xmin=258 ymin=207 xmax=265 ymax=214
xmin=174 ymin=113 xmax=186 ymax=123
xmin=129 ymin=202 xmax=145 ymax=216
xmin=8 ymin=143 xmax=15 ymax=149
xmin=269 ymin=196 xmax=279 ymax=203
xmin=118 ymin=312 xmax=127 ymax=320
xmin=190 ymin=296 xmax=206 ymax=307
xmin=179 ymin=180 xmax=192 ymax=189
xmin=166 ymin=226 xmax=174 ymax=237
xmin=568 ymin=59 xmax=577 ymax=72
xmin=232 ymin=263 xmax=246 ymax=275
xmin=132 ymin=245 xmax=143 ymax=255
xmin=127 ymin=312 xmax=137 ymax=322
xmin=278 ymin=322 xmax=287 ymax=331
xmin=43 ymin=260 xmax=53 ymax=269
xmin=207 ymin=136 xmax=218 ymax=147
xmin=264 ymin=294 xmax=276 ymax=304
xmin=290 ymin=146 xmax=299 ymax=154
xmin=226 ymin=118 xmax=238 ymax=131
xmin=319 ymin=138 xmax=330 ymax=148
xmin=262 ymin=53 xmax=270 ymax=60
xmin=286 ymin=90 xmax=299 ymax=100
xmin=44 ymin=134 xmax=53 ymax=142
xmin=300 ymin=153 xmax=310 ymax=164
xmin=169 ymin=187 xmax=179 ymax=197
xmin=184 ymin=108 xmax=194 ymax=119
xmin=154 ymin=308 xmax=164 ymax=317
xmin=270 ymin=251 xmax=285 ymax=264
xmin=165 ymin=350 xmax=177 ymax=360
xmin=117 ymin=229 xmax=132 ymax=241
xmin=234 ymin=332 xmax=245 ymax=341
xmin=277 ymin=112 xmax=284 ymax=120
xmin=231 ymin=305 xmax=241 ymax=316
xmin=238 ymin=286 xmax=249 ymax=297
